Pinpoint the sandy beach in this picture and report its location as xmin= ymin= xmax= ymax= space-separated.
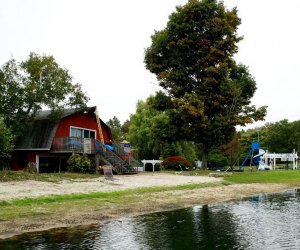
xmin=0 ymin=173 xmax=222 ymax=201
xmin=0 ymin=173 xmax=293 ymax=239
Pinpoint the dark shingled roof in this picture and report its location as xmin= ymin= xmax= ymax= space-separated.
xmin=15 ymin=107 xmax=97 ymax=150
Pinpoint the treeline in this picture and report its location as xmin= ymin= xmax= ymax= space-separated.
xmin=108 ymin=94 xmax=300 ymax=167
xmin=241 ymin=120 xmax=300 ymax=154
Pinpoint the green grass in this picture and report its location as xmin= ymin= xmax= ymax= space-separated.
xmin=0 ymin=170 xmax=100 ymax=183
xmin=0 ymin=182 xmax=223 ymax=220
xmin=224 ymin=169 xmax=300 ymax=185
xmin=1 ymin=169 xmax=300 ymax=222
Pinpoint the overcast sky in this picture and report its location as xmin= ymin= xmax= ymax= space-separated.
xmin=0 ymin=0 xmax=299 ymax=126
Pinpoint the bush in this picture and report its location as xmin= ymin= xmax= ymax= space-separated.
xmin=161 ymin=156 xmax=192 ymax=170
xmin=208 ymin=151 xmax=228 ymax=170
xmin=67 ymin=154 xmax=91 ymax=173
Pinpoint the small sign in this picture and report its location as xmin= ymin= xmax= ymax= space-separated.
xmin=123 ymin=143 xmax=131 ymax=154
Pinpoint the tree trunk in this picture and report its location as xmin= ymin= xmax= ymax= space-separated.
xmin=201 ymin=149 xmax=209 ymax=170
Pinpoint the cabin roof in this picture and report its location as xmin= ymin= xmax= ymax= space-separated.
xmin=14 ymin=106 xmax=106 ymax=150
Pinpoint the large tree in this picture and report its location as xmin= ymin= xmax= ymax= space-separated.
xmin=144 ymin=0 xmax=266 ymax=168
xmin=107 ymin=116 xmax=124 ymax=142
xmin=0 ymin=116 xmax=14 ymax=160
xmin=264 ymin=120 xmax=298 ymax=153
xmin=0 ymin=53 xmax=89 ymax=138
xmin=128 ymin=98 xmax=176 ymax=160
xmin=128 ymin=93 xmax=199 ymax=162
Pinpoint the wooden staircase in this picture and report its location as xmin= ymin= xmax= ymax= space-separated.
xmin=112 ymin=143 xmax=141 ymax=173
xmin=95 ymin=140 xmax=138 ymax=174
xmin=94 ymin=108 xmax=139 ymax=174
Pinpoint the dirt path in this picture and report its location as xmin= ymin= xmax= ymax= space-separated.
xmin=0 ymin=173 xmax=295 ymax=239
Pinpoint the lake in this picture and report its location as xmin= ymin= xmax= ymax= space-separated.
xmin=1 ymin=189 xmax=300 ymax=249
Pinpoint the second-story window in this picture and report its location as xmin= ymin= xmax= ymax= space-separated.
xmin=70 ymin=127 xmax=96 ymax=139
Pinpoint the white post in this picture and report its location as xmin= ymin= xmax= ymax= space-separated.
xmin=293 ymin=150 xmax=296 ymax=170
xmin=36 ymin=154 xmax=39 ymax=173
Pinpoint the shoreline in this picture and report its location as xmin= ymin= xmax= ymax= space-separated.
xmin=0 ymin=178 xmax=295 ymax=239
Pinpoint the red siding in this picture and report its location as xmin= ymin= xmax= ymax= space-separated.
xmin=54 ymin=113 xmax=112 ymax=143
xmin=11 ymin=151 xmax=37 ymax=170
xmin=11 ymin=110 xmax=113 ymax=171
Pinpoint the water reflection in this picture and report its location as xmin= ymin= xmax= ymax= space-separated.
xmin=1 ymin=189 xmax=300 ymax=249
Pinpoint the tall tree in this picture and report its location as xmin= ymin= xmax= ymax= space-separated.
xmin=107 ymin=116 xmax=123 ymax=142
xmin=291 ymin=120 xmax=300 ymax=152
xmin=0 ymin=53 xmax=89 ymax=138
xmin=264 ymin=120 xmax=296 ymax=153
xmin=0 ymin=116 xmax=14 ymax=159
xmin=144 ymin=0 xmax=266 ymax=168
xmin=128 ymin=99 xmax=169 ymax=160
xmin=128 ymin=94 xmax=198 ymax=161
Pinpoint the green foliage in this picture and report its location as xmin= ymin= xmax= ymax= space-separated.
xmin=67 ymin=154 xmax=91 ymax=173
xmin=264 ymin=120 xmax=297 ymax=152
xmin=128 ymin=93 xmax=201 ymax=161
xmin=208 ymin=150 xmax=229 ymax=168
xmin=0 ymin=53 xmax=89 ymax=139
xmin=239 ymin=119 xmax=300 ymax=154
xmin=128 ymin=92 xmax=197 ymax=162
xmin=0 ymin=116 xmax=14 ymax=161
xmin=121 ymin=119 xmax=131 ymax=137
xmin=161 ymin=141 xmax=198 ymax=163
xmin=128 ymin=97 xmax=179 ymax=160
xmin=0 ymin=171 xmax=99 ymax=182
xmin=107 ymin=116 xmax=124 ymax=142
xmin=144 ymin=0 xmax=267 ymax=168
xmin=224 ymin=170 xmax=300 ymax=185
xmin=162 ymin=143 xmax=180 ymax=158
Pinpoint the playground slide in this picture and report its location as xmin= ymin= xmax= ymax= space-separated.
xmin=253 ymin=149 xmax=265 ymax=159
xmin=253 ymin=149 xmax=270 ymax=170
xmin=258 ymin=160 xmax=268 ymax=170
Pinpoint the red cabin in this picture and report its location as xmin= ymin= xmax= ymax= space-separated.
xmin=11 ymin=107 xmax=113 ymax=173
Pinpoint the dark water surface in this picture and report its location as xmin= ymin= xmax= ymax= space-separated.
xmin=1 ymin=189 xmax=300 ymax=249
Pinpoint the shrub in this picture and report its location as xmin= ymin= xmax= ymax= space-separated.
xmin=161 ymin=156 xmax=192 ymax=170
xmin=67 ymin=154 xmax=91 ymax=173
xmin=208 ymin=151 xmax=228 ymax=169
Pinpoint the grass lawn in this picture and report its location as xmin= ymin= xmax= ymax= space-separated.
xmin=1 ymin=168 xmax=300 ymax=234
xmin=0 ymin=170 xmax=100 ymax=183
xmin=2 ymin=169 xmax=300 ymax=185
xmin=224 ymin=169 xmax=300 ymax=185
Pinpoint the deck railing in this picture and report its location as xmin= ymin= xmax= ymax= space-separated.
xmin=51 ymin=137 xmax=95 ymax=154
xmin=51 ymin=137 xmax=139 ymax=174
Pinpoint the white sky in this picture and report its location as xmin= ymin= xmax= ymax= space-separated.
xmin=0 ymin=0 xmax=299 ymax=125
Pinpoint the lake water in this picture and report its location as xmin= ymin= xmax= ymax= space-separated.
xmin=1 ymin=189 xmax=300 ymax=249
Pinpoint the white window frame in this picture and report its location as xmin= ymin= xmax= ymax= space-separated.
xmin=70 ymin=126 xmax=97 ymax=139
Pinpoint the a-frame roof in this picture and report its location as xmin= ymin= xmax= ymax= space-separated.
xmin=14 ymin=106 xmax=104 ymax=150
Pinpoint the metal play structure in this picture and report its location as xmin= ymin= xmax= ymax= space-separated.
xmin=239 ymin=142 xmax=265 ymax=170
xmin=240 ymin=142 xmax=298 ymax=170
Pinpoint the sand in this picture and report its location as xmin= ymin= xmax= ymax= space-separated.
xmin=0 ymin=173 xmax=294 ymax=239
xmin=0 ymin=173 xmax=222 ymax=201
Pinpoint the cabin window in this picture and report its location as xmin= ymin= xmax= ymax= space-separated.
xmin=90 ymin=131 xmax=95 ymax=139
xmin=70 ymin=127 xmax=96 ymax=139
